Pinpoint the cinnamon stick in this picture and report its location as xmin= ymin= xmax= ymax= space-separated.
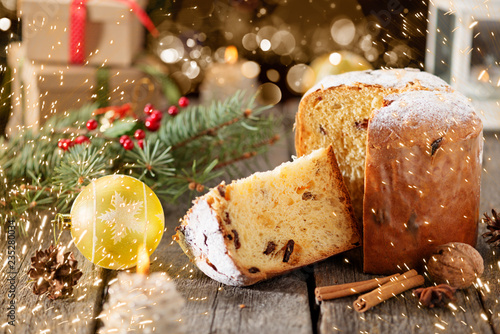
xmin=315 ymin=274 xmax=400 ymax=301
xmin=377 ymin=269 xmax=418 ymax=288
xmin=353 ymin=271 xmax=424 ymax=313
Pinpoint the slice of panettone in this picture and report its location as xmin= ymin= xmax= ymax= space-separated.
xmin=174 ymin=145 xmax=360 ymax=286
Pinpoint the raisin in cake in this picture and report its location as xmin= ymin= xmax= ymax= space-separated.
xmin=295 ymin=68 xmax=451 ymax=221
xmin=174 ymin=145 xmax=360 ymax=286
xmin=295 ymin=68 xmax=483 ymax=274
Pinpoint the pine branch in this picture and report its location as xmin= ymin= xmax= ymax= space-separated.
xmin=53 ymin=144 xmax=110 ymax=189
xmin=123 ymin=140 xmax=175 ymax=179
xmin=1 ymin=92 xmax=280 ymax=229
xmin=158 ymin=92 xmax=268 ymax=147
xmin=171 ymin=110 xmax=251 ymax=150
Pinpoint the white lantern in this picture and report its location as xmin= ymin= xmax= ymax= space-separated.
xmin=426 ymin=0 xmax=500 ymax=129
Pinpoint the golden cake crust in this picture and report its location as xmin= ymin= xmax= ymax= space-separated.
xmin=294 ymin=68 xmax=483 ymax=274
xmin=363 ymin=90 xmax=483 ymax=273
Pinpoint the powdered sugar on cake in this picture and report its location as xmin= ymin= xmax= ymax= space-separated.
xmin=303 ymin=68 xmax=449 ymax=99
xmin=369 ymin=90 xmax=483 ymax=147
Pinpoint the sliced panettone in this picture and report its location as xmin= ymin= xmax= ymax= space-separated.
xmin=174 ymin=145 xmax=360 ymax=286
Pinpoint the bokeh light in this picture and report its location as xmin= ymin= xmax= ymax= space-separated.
xmin=0 ymin=17 xmax=11 ymax=31
xmin=271 ymin=30 xmax=295 ymax=56
xmin=331 ymin=18 xmax=356 ymax=46
xmin=257 ymin=82 xmax=281 ymax=105
xmin=241 ymin=61 xmax=260 ymax=79
xmin=242 ymin=33 xmax=259 ymax=51
xmin=286 ymin=64 xmax=315 ymax=94
xmin=158 ymin=35 xmax=184 ymax=64
xmin=329 ymin=52 xmax=342 ymax=66
xmin=267 ymin=69 xmax=280 ymax=82
xmin=260 ymin=39 xmax=272 ymax=51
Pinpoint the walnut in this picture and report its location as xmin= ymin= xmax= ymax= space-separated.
xmin=427 ymin=242 xmax=484 ymax=289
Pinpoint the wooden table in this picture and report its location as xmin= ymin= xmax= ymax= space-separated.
xmin=2 ymin=116 xmax=500 ymax=333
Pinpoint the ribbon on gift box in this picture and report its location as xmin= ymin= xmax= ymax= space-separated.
xmin=69 ymin=0 xmax=159 ymax=64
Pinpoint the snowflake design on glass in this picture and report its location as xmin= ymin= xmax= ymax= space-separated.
xmin=98 ymin=191 xmax=144 ymax=244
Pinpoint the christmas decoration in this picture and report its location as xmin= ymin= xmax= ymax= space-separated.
xmin=149 ymin=109 xmax=163 ymax=122
xmin=27 ymin=245 xmax=83 ymax=300
xmin=122 ymin=139 xmax=135 ymax=150
xmin=144 ymin=103 xmax=154 ymax=114
xmin=99 ymin=247 xmax=185 ymax=333
xmin=119 ymin=135 xmax=130 ymax=145
xmin=58 ymin=139 xmax=73 ymax=151
xmin=86 ymin=119 xmax=98 ymax=131
xmin=134 ymin=129 xmax=146 ymax=140
xmin=167 ymin=106 xmax=179 ymax=116
xmin=55 ymin=174 xmax=165 ymax=270
xmin=137 ymin=139 xmax=145 ymax=149
xmin=74 ymin=135 xmax=90 ymax=144
xmin=145 ymin=118 xmax=161 ymax=131
xmin=21 ymin=0 xmax=153 ymax=67
xmin=178 ymin=96 xmax=190 ymax=108
xmin=413 ymin=284 xmax=457 ymax=308
xmin=1 ymin=92 xmax=277 ymax=230
xmin=482 ymin=209 xmax=500 ymax=247
xmin=6 ymin=44 xmax=176 ymax=134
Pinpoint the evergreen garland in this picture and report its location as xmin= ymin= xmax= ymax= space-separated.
xmin=0 ymin=92 xmax=279 ymax=232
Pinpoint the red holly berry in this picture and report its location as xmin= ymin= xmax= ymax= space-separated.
xmin=150 ymin=110 xmax=163 ymax=122
xmin=167 ymin=106 xmax=179 ymax=116
xmin=119 ymin=135 xmax=130 ymax=145
xmin=68 ymin=140 xmax=75 ymax=148
xmin=74 ymin=135 xmax=90 ymax=145
xmin=145 ymin=118 xmax=161 ymax=132
xmin=86 ymin=119 xmax=98 ymax=131
xmin=134 ymin=129 xmax=146 ymax=140
xmin=178 ymin=96 xmax=189 ymax=108
xmin=57 ymin=139 xmax=66 ymax=150
xmin=122 ymin=139 xmax=134 ymax=150
xmin=137 ymin=139 xmax=144 ymax=149
xmin=58 ymin=139 xmax=71 ymax=151
xmin=144 ymin=103 xmax=154 ymax=115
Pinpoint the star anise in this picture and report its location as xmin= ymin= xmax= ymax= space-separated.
xmin=27 ymin=245 xmax=83 ymax=300
xmin=483 ymin=209 xmax=500 ymax=247
xmin=413 ymin=284 xmax=457 ymax=308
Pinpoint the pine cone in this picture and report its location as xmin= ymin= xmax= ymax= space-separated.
xmin=27 ymin=245 xmax=83 ymax=300
xmin=482 ymin=209 xmax=500 ymax=247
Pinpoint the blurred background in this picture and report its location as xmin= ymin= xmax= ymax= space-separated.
xmin=1 ymin=0 xmax=499 ymax=135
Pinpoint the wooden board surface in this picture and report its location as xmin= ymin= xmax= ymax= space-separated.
xmin=154 ymin=217 xmax=313 ymax=334
xmin=2 ymin=121 xmax=500 ymax=334
xmin=0 ymin=215 xmax=107 ymax=333
xmin=315 ymin=133 xmax=500 ymax=334
xmin=475 ymin=134 xmax=500 ymax=334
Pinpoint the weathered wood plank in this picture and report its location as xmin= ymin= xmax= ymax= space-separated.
xmin=0 ymin=215 xmax=107 ymax=334
xmin=316 ymin=248 xmax=493 ymax=333
xmin=476 ymin=133 xmax=500 ymax=334
xmin=146 ymin=102 xmax=314 ymax=334
xmin=151 ymin=201 xmax=313 ymax=334
xmin=315 ymin=133 xmax=500 ymax=334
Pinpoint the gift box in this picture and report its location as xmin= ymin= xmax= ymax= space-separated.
xmin=7 ymin=43 xmax=166 ymax=134
xmin=21 ymin=0 xmax=148 ymax=67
